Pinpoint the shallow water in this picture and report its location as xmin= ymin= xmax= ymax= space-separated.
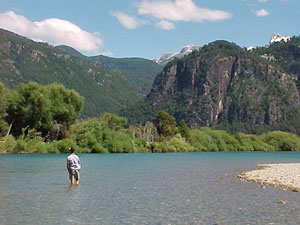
xmin=1 ymin=152 xmax=300 ymax=225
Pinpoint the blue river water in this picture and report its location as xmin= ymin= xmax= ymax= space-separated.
xmin=1 ymin=152 xmax=300 ymax=225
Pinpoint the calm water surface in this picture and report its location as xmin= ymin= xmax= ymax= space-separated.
xmin=1 ymin=152 xmax=300 ymax=225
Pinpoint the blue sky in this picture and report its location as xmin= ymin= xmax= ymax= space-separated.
xmin=0 ymin=0 xmax=299 ymax=59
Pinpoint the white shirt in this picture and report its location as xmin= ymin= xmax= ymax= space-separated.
xmin=67 ymin=153 xmax=81 ymax=170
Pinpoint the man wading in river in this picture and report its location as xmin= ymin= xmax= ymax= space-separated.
xmin=66 ymin=147 xmax=81 ymax=185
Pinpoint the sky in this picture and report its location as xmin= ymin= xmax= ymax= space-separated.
xmin=0 ymin=0 xmax=299 ymax=59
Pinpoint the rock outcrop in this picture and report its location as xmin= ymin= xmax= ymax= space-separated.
xmin=123 ymin=40 xmax=300 ymax=133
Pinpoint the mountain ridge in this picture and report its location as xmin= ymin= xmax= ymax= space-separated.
xmin=122 ymin=38 xmax=300 ymax=134
xmin=154 ymin=44 xmax=202 ymax=65
xmin=0 ymin=28 xmax=162 ymax=118
xmin=2 ymin=28 xmax=300 ymax=134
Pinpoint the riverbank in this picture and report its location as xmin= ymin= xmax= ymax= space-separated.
xmin=239 ymin=163 xmax=300 ymax=192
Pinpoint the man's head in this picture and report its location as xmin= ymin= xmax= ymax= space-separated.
xmin=69 ymin=147 xmax=75 ymax=154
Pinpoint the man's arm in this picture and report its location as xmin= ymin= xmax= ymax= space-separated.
xmin=66 ymin=159 xmax=70 ymax=169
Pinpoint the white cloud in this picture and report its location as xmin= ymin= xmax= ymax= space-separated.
xmin=111 ymin=11 xmax=140 ymax=29
xmin=0 ymin=11 xmax=103 ymax=54
xmin=258 ymin=0 xmax=268 ymax=3
xmin=137 ymin=0 xmax=232 ymax=22
xmin=255 ymin=9 xmax=269 ymax=16
xmin=156 ymin=20 xmax=175 ymax=30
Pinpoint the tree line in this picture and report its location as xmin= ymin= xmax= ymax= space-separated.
xmin=1 ymin=82 xmax=300 ymax=153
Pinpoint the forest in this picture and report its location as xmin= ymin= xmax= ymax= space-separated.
xmin=1 ymin=82 xmax=300 ymax=154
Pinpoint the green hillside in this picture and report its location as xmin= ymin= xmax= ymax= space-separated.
xmin=253 ymin=36 xmax=300 ymax=88
xmin=90 ymin=55 xmax=163 ymax=96
xmin=56 ymin=45 xmax=86 ymax=58
xmin=0 ymin=29 xmax=160 ymax=118
xmin=56 ymin=46 xmax=163 ymax=96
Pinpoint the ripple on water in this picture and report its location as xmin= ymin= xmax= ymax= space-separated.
xmin=1 ymin=152 xmax=300 ymax=224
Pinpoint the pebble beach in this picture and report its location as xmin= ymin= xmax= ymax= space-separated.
xmin=239 ymin=163 xmax=300 ymax=192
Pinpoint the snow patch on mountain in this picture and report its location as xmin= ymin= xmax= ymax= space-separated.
xmin=154 ymin=34 xmax=294 ymax=64
xmin=154 ymin=44 xmax=202 ymax=65
xmin=270 ymin=34 xmax=292 ymax=44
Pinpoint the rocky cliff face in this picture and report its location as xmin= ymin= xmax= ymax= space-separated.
xmin=124 ymin=41 xmax=300 ymax=133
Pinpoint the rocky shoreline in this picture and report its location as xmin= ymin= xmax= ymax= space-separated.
xmin=238 ymin=163 xmax=300 ymax=192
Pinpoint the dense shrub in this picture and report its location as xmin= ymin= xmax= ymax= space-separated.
xmin=131 ymin=138 xmax=148 ymax=153
xmin=149 ymin=142 xmax=166 ymax=153
xmin=0 ymin=135 xmax=16 ymax=153
xmin=69 ymin=118 xmax=134 ymax=153
xmin=190 ymin=128 xmax=240 ymax=151
xmin=235 ymin=133 xmax=274 ymax=151
xmin=14 ymin=135 xmax=46 ymax=153
xmin=164 ymin=135 xmax=194 ymax=152
xmin=260 ymin=131 xmax=300 ymax=151
xmin=190 ymin=129 xmax=218 ymax=151
xmin=46 ymin=139 xmax=81 ymax=154
xmin=102 ymin=130 xmax=134 ymax=153
xmin=205 ymin=128 xmax=240 ymax=151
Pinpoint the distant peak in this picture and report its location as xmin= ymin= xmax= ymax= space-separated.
xmin=154 ymin=44 xmax=202 ymax=65
xmin=180 ymin=44 xmax=202 ymax=54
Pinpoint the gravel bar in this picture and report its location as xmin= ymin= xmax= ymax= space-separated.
xmin=238 ymin=163 xmax=300 ymax=192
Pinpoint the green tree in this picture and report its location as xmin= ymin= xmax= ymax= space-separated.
xmin=6 ymin=82 xmax=84 ymax=137
xmin=47 ymin=83 xmax=84 ymax=128
xmin=156 ymin=110 xmax=177 ymax=137
xmin=178 ymin=119 xmax=191 ymax=141
xmin=101 ymin=113 xmax=127 ymax=131
xmin=0 ymin=83 xmax=9 ymax=137
xmin=5 ymin=82 xmax=51 ymax=136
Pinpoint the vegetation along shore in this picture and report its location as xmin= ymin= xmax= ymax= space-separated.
xmin=1 ymin=82 xmax=300 ymax=154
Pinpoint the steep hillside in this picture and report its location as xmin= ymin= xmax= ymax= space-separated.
xmin=57 ymin=45 xmax=163 ymax=96
xmin=89 ymin=55 xmax=163 ymax=96
xmin=122 ymin=40 xmax=300 ymax=134
xmin=56 ymin=45 xmax=86 ymax=58
xmin=254 ymin=36 xmax=300 ymax=86
xmin=0 ymin=29 xmax=146 ymax=118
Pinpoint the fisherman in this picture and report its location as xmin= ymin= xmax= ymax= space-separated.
xmin=66 ymin=147 xmax=81 ymax=185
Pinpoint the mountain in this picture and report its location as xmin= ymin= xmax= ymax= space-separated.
xmin=154 ymin=44 xmax=202 ymax=65
xmin=56 ymin=45 xmax=86 ymax=58
xmin=246 ymin=34 xmax=292 ymax=52
xmin=122 ymin=39 xmax=300 ymax=134
xmin=254 ymin=35 xmax=300 ymax=78
xmin=0 ymin=28 xmax=161 ymax=118
xmin=56 ymin=46 xmax=163 ymax=96
xmin=89 ymin=55 xmax=163 ymax=96
xmin=154 ymin=34 xmax=293 ymax=65
xmin=3 ymin=28 xmax=299 ymax=133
